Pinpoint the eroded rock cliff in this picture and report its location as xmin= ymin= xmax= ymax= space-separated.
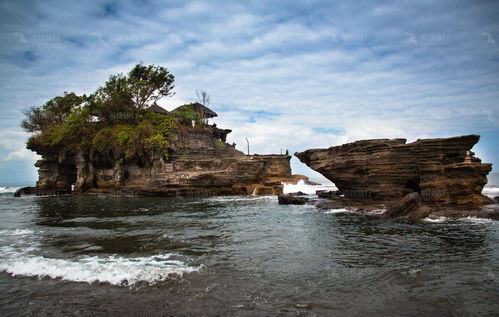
xmin=295 ymin=135 xmax=492 ymax=206
xmin=32 ymin=128 xmax=295 ymax=196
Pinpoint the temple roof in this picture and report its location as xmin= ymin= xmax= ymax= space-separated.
xmin=147 ymin=104 xmax=170 ymax=115
xmin=171 ymin=102 xmax=218 ymax=118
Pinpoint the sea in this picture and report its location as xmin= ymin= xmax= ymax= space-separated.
xmin=0 ymin=183 xmax=498 ymax=316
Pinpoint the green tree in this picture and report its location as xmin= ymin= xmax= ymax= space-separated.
xmin=88 ymin=63 xmax=175 ymax=124
xmin=21 ymin=92 xmax=85 ymax=133
xmin=88 ymin=74 xmax=134 ymax=124
xmin=128 ymin=63 xmax=175 ymax=110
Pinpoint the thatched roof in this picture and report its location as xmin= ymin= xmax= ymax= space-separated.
xmin=171 ymin=102 xmax=218 ymax=118
xmin=147 ymin=104 xmax=170 ymax=115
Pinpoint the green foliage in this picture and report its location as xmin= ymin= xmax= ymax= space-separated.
xmin=214 ymin=140 xmax=225 ymax=147
xmin=21 ymin=64 xmax=180 ymax=160
xmin=87 ymin=63 xmax=175 ymax=125
xmin=21 ymin=92 xmax=86 ymax=133
xmin=128 ymin=63 xmax=175 ymax=109
xmin=89 ymin=114 xmax=178 ymax=159
xmin=175 ymin=104 xmax=197 ymax=126
xmin=88 ymin=74 xmax=136 ymax=124
xmin=92 ymin=125 xmax=135 ymax=154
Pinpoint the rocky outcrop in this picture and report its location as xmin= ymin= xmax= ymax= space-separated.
xmin=295 ymin=135 xmax=492 ymax=206
xmin=278 ymin=194 xmax=309 ymax=205
xmin=316 ymin=190 xmax=341 ymax=199
xmin=30 ymin=128 xmax=295 ymax=197
xmin=383 ymin=193 xmax=433 ymax=221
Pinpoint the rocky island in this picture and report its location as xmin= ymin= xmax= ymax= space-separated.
xmin=295 ymin=135 xmax=497 ymax=220
xmin=17 ymin=64 xmax=300 ymax=197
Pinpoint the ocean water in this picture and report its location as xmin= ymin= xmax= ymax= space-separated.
xmin=0 ymin=184 xmax=498 ymax=316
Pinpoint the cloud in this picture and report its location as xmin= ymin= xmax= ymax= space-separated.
xmin=3 ymin=148 xmax=40 ymax=162
xmin=0 ymin=0 xmax=498 ymax=184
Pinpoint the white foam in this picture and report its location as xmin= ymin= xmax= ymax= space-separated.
xmin=203 ymin=195 xmax=276 ymax=202
xmin=283 ymin=180 xmax=337 ymax=195
xmin=323 ymin=208 xmax=352 ymax=214
xmin=0 ymin=253 xmax=201 ymax=286
xmin=367 ymin=209 xmax=386 ymax=215
xmin=482 ymin=186 xmax=499 ymax=198
xmin=0 ymin=228 xmax=35 ymax=236
xmin=458 ymin=216 xmax=495 ymax=224
xmin=422 ymin=217 xmax=450 ymax=223
xmin=0 ymin=186 xmax=22 ymax=193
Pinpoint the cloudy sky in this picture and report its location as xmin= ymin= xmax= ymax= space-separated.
xmin=1 ymin=0 xmax=498 ymax=185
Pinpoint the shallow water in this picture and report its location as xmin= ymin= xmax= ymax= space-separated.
xmin=0 ymin=188 xmax=498 ymax=316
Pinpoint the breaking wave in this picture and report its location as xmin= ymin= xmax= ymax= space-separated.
xmin=323 ymin=208 xmax=352 ymax=214
xmin=0 ymin=186 xmax=22 ymax=194
xmin=423 ymin=217 xmax=451 ymax=223
xmin=482 ymin=186 xmax=499 ymax=198
xmin=283 ymin=180 xmax=337 ymax=195
xmin=0 ymin=253 xmax=201 ymax=286
xmin=0 ymin=227 xmax=201 ymax=287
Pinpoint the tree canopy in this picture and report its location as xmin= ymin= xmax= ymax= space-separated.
xmin=21 ymin=92 xmax=86 ymax=133
xmin=22 ymin=63 xmax=183 ymax=159
xmin=87 ymin=63 xmax=175 ymax=124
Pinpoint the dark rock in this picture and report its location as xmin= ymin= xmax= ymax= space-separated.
xmin=289 ymin=191 xmax=308 ymax=196
xmin=316 ymin=190 xmax=340 ymax=199
xmin=278 ymin=194 xmax=309 ymax=205
xmin=494 ymin=196 xmax=499 ymax=203
xmin=382 ymin=193 xmax=433 ymax=221
xmin=383 ymin=193 xmax=421 ymax=218
xmin=404 ymin=205 xmax=433 ymax=222
xmin=13 ymin=186 xmax=36 ymax=197
xmin=313 ymin=200 xmax=343 ymax=210
xmin=430 ymin=204 xmax=499 ymax=220
xmin=29 ymin=128 xmax=299 ymax=197
xmin=483 ymin=196 xmax=496 ymax=205
xmin=295 ymin=135 xmax=492 ymax=206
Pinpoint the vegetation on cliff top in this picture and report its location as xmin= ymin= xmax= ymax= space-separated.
xmin=23 ymin=64 xmax=203 ymax=159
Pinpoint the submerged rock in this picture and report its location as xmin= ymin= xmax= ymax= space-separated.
xmin=295 ymin=135 xmax=492 ymax=206
xmin=278 ymin=194 xmax=309 ymax=205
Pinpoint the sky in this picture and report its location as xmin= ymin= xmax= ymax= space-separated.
xmin=0 ymin=0 xmax=498 ymax=185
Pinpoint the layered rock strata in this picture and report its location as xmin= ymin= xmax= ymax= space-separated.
xmin=295 ymin=135 xmax=492 ymax=206
xmin=31 ymin=128 xmax=295 ymax=196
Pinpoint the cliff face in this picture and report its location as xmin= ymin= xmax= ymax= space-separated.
xmin=295 ymin=135 xmax=492 ymax=206
xmin=33 ymin=129 xmax=294 ymax=196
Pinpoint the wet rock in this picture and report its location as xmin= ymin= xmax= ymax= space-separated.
xmin=313 ymin=200 xmax=343 ymax=210
xmin=289 ymin=191 xmax=308 ymax=196
xmin=430 ymin=205 xmax=499 ymax=220
xmin=494 ymin=196 xmax=499 ymax=203
xmin=383 ymin=193 xmax=433 ymax=221
xmin=296 ymin=135 xmax=492 ymax=206
xmin=278 ymin=194 xmax=309 ymax=205
xmin=316 ymin=190 xmax=341 ymax=199
xmin=383 ymin=193 xmax=422 ymax=218
xmin=13 ymin=186 xmax=36 ymax=197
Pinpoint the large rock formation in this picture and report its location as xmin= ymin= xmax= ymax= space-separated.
xmin=31 ymin=127 xmax=295 ymax=197
xmin=295 ymin=135 xmax=492 ymax=206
